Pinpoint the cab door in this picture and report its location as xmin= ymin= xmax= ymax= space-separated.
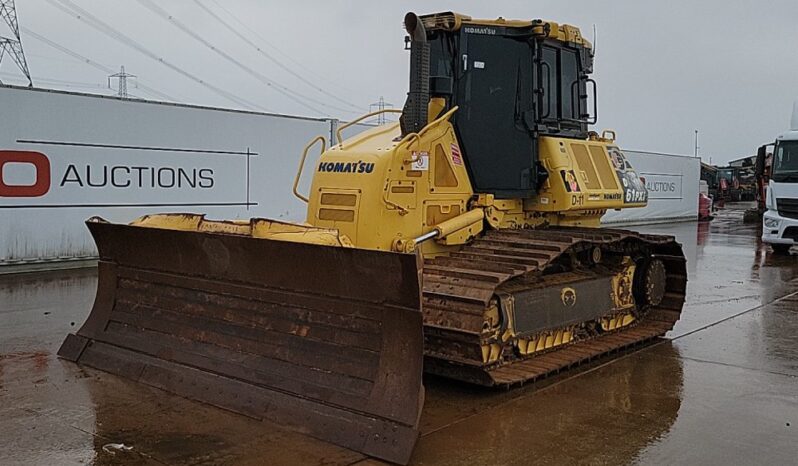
xmin=451 ymin=31 xmax=537 ymax=198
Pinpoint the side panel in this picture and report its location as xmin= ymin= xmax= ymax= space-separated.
xmin=535 ymin=137 xmax=645 ymax=213
xmin=308 ymin=121 xmax=473 ymax=253
xmin=0 ymin=86 xmax=330 ymax=267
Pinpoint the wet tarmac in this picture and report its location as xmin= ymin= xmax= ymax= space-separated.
xmin=2 ymin=204 xmax=797 ymax=465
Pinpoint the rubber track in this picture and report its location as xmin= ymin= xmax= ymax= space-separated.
xmin=421 ymin=227 xmax=687 ymax=387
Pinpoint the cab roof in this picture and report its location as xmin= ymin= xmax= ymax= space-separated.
xmin=419 ymin=11 xmax=592 ymax=49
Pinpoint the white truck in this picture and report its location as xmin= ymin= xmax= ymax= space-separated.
xmin=762 ymin=101 xmax=798 ymax=254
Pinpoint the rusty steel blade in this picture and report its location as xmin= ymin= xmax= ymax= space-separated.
xmin=59 ymin=220 xmax=424 ymax=464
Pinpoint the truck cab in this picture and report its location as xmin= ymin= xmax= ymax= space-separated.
xmin=762 ymin=102 xmax=798 ymax=254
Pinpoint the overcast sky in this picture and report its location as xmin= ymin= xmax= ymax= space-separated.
xmin=2 ymin=0 xmax=797 ymax=164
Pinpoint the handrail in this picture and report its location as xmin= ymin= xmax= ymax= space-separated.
xmin=585 ymin=78 xmax=598 ymax=125
xmin=382 ymin=190 xmax=410 ymax=215
xmin=336 ymin=109 xmax=403 ymax=148
xmin=293 ymin=135 xmax=326 ymax=203
xmin=395 ymin=106 xmax=459 ymax=160
xmin=397 ymin=134 xmax=422 ymax=164
xmin=601 ymin=129 xmax=616 ymax=141
xmin=419 ymin=106 xmax=459 ymax=138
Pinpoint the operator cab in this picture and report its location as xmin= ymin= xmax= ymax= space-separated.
xmin=761 ymin=101 xmax=798 ymax=253
xmin=768 ymin=137 xmax=798 ymax=229
xmin=414 ymin=12 xmax=596 ymax=198
xmin=772 ymin=139 xmax=798 ymax=184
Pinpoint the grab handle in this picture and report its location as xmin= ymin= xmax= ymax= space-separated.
xmin=293 ymin=135 xmax=326 ymax=203
xmin=336 ymin=109 xmax=403 ymax=148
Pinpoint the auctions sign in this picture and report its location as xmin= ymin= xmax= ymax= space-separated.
xmin=641 ymin=173 xmax=683 ymax=200
xmin=0 ymin=150 xmax=218 ymax=198
xmin=0 ymin=147 xmax=251 ymax=208
xmin=0 ymin=151 xmax=51 ymax=197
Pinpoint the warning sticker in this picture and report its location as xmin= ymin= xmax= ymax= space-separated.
xmin=411 ymin=151 xmax=429 ymax=171
xmin=451 ymin=144 xmax=463 ymax=165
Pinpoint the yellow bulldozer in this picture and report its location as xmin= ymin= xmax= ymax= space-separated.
xmin=59 ymin=12 xmax=686 ymax=464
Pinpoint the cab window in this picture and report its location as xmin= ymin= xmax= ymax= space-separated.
xmin=560 ymin=49 xmax=579 ymax=120
xmin=540 ymin=46 xmax=558 ymax=120
xmin=539 ymin=45 xmax=583 ymax=123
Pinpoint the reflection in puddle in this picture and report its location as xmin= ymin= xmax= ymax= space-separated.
xmin=413 ymin=342 xmax=684 ymax=465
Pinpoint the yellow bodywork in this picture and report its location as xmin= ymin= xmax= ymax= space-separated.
xmin=516 ymin=328 xmax=574 ymax=357
xmin=298 ymin=100 xmax=645 ymax=255
xmin=132 ymin=101 xmax=646 ymax=257
xmin=131 ymin=213 xmax=353 ymax=247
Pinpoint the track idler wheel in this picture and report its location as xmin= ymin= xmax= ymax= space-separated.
xmin=633 ymin=258 xmax=667 ymax=307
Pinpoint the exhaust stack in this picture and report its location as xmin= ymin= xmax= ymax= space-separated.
xmin=400 ymin=12 xmax=430 ymax=136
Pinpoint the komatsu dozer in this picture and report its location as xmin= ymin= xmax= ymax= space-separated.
xmin=59 ymin=12 xmax=686 ymax=465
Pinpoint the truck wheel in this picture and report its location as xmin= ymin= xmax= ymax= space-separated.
xmin=772 ymin=244 xmax=793 ymax=255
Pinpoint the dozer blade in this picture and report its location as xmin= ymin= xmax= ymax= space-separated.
xmin=59 ymin=218 xmax=424 ymax=465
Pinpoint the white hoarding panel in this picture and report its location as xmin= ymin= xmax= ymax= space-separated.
xmin=602 ymin=150 xmax=700 ymax=225
xmin=1 ymin=86 xmax=332 ymax=265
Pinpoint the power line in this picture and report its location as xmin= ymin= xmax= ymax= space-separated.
xmin=134 ymin=0 xmax=358 ymax=116
xmin=22 ymin=27 xmax=179 ymax=102
xmin=46 ymin=0 xmax=263 ymax=111
xmin=1 ymin=70 xmax=170 ymax=100
xmin=50 ymin=0 xmax=257 ymax=109
xmin=28 ymin=52 xmax=97 ymax=65
xmin=205 ymin=0 xmax=359 ymax=96
xmin=134 ymin=0 xmax=320 ymax=114
xmin=0 ymin=71 xmax=106 ymax=89
xmin=191 ymin=0 xmax=362 ymax=111
xmin=0 ymin=0 xmax=32 ymax=86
